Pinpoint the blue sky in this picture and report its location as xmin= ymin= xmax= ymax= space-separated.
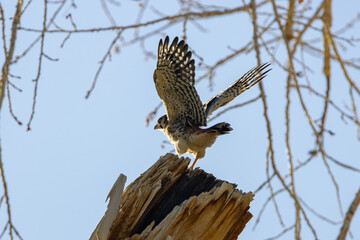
xmin=1 ymin=0 xmax=360 ymax=239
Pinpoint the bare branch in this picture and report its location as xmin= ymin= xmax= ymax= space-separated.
xmin=13 ymin=0 xmax=67 ymax=63
xmin=337 ymin=187 xmax=360 ymax=240
xmin=250 ymin=0 xmax=284 ymax=228
xmin=19 ymin=3 xmax=264 ymax=33
xmin=269 ymin=0 xmax=319 ymax=237
xmin=319 ymin=0 xmax=331 ymax=138
xmin=0 ymin=1 xmax=24 ymax=238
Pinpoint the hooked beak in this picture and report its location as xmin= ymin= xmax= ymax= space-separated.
xmin=154 ymin=124 xmax=160 ymax=130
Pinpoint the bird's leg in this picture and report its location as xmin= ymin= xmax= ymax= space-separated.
xmin=189 ymin=156 xmax=199 ymax=170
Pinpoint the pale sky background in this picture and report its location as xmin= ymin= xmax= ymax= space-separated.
xmin=1 ymin=1 xmax=360 ymax=240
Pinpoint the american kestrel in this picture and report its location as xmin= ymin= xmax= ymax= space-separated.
xmin=153 ymin=36 xmax=270 ymax=170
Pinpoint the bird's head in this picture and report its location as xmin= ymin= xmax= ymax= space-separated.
xmin=154 ymin=115 xmax=168 ymax=130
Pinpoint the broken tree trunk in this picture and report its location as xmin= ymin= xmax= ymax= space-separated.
xmin=90 ymin=153 xmax=254 ymax=240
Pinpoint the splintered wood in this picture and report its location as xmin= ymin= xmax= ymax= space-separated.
xmin=91 ymin=153 xmax=254 ymax=240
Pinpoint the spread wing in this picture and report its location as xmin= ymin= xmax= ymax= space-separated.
xmin=204 ymin=63 xmax=271 ymax=117
xmin=153 ymin=36 xmax=206 ymax=126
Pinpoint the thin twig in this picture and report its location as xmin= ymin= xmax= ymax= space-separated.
xmin=293 ymin=84 xmax=360 ymax=127
xmin=27 ymin=0 xmax=48 ymax=131
xmin=253 ymin=187 xmax=287 ymax=230
xmin=207 ymin=96 xmax=261 ymax=122
xmin=265 ymin=225 xmax=295 ymax=240
xmin=85 ymin=30 xmax=123 ymax=99
xmin=349 ymin=86 xmax=360 ymax=140
xmin=325 ymin=153 xmax=360 ymax=172
xmin=298 ymin=196 xmax=340 ymax=225
xmin=13 ymin=0 xmax=67 ymax=63
xmin=146 ymin=102 xmax=163 ymax=126
xmin=325 ymin=23 xmax=360 ymax=96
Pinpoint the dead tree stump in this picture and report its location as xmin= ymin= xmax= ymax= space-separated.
xmin=90 ymin=153 xmax=254 ymax=240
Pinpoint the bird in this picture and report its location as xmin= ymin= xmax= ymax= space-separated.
xmin=153 ymin=36 xmax=270 ymax=170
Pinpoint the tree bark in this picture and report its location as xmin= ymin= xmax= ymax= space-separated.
xmin=90 ymin=153 xmax=254 ymax=240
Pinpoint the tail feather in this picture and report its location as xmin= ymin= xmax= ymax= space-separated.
xmin=206 ymin=122 xmax=232 ymax=135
